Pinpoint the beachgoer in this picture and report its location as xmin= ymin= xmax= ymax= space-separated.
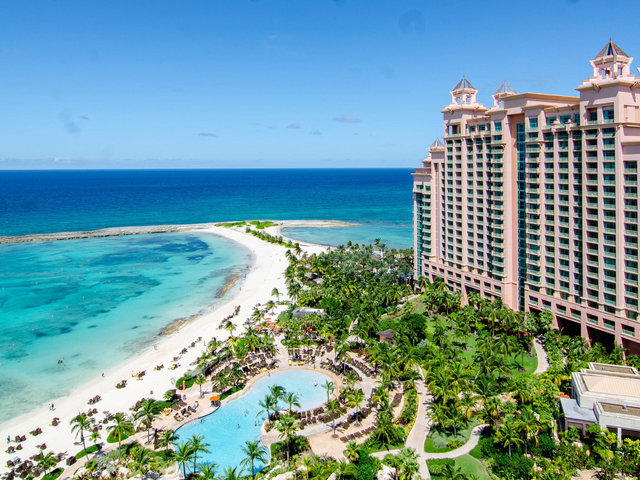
xmin=51 ymin=403 xmax=55 ymax=410
xmin=101 ymin=373 xmax=104 ymax=377
xmin=6 ymin=435 xmax=9 ymax=443
xmin=314 ymin=381 xmax=318 ymax=387
xmin=237 ymin=424 xmax=240 ymax=429
xmin=254 ymin=421 xmax=257 ymax=426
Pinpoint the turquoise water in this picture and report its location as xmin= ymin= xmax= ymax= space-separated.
xmin=176 ymin=369 xmax=331 ymax=474
xmin=282 ymin=224 xmax=411 ymax=250
xmin=0 ymin=232 xmax=250 ymax=424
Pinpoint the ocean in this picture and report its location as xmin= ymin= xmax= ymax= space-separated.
xmin=0 ymin=169 xmax=413 ymax=422
xmin=0 ymin=169 xmax=413 ymax=248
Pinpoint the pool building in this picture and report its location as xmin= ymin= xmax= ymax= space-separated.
xmin=561 ymin=362 xmax=640 ymax=440
xmin=413 ymin=40 xmax=640 ymax=354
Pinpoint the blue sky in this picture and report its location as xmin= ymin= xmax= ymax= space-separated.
xmin=1 ymin=0 xmax=638 ymax=169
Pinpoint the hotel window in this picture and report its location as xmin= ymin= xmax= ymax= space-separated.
xmin=529 ymin=118 xmax=538 ymax=129
xmin=546 ymin=116 xmax=557 ymax=126
xmin=603 ymin=108 xmax=615 ymax=122
xmin=494 ymin=121 xmax=502 ymax=132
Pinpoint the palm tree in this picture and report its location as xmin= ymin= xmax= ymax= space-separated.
xmin=440 ymin=463 xmax=466 ymax=480
xmin=70 ymin=412 xmax=94 ymax=456
xmin=174 ymin=440 xmax=194 ymax=478
xmin=36 ymin=451 xmax=58 ymax=478
xmin=495 ymin=417 xmax=523 ymax=456
xmin=347 ymin=389 xmax=365 ymax=423
xmin=271 ymin=287 xmax=281 ymax=302
xmin=194 ymin=375 xmax=207 ymax=398
xmin=258 ymin=394 xmax=277 ymax=424
xmin=188 ymin=433 xmax=211 ymax=472
xmin=343 ymin=440 xmax=359 ymax=463
xmin=131 ymin=447 xmax=158 ymax=475
xmin=517 ymin=406 xmax=541 ymax=454
xmin=269 ymin=384 xmax=286 ymax=410
xmin=106 ymin=413 xmax=134 ymax=463
xmin=221 ymin=466 xmax=241 ymax=480
xmin=240 ymin=440 xmax=268 ymax=479
xmin=322 ymin=380 xmax=335 ymax=404
xmin=284 ymin=391 xmax=301 ymax=413
xmin=88 ymin=429 xmax=101 ymax=457
xmin=159 ymin=429 xmax=178 ymax=449
xmin=397 ymin=448 xmax=419 ymax=480
xmin=134 ymin=398 xmax=160 ymax=445
xmin=199 ymin=463 xmax=218 ymax=480
xmin=275 ymin=413 xmax=300 ymax=466
xmin=327 ymin=399 xmax=342 ymax=436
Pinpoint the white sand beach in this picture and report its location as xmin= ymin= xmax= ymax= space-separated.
xmin=0 ymin=223 xmax=330 ymax=469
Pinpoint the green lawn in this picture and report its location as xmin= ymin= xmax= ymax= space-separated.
xmin=454 ymin=454 xmax=491 ymax=480
xmin=426 ymin=455 xmax=490 ymax=480
xmin=424 ymin=418 xmax=480 ymax=453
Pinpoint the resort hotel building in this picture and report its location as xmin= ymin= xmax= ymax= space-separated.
xmin=413 ymin=40 xmax=640 ymax=354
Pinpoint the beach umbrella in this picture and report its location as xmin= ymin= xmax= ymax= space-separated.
xmin=209 ymin=395 xmax=220 ymax=401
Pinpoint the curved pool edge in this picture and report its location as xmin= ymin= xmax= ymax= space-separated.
xmin=177 ymin=366 xmax=342 ymax=434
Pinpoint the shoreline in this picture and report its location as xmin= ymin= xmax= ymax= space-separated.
xmin=0 ymin=219 xmax=357 ymax=245
xmin=0 ymin=223 xmax=329 ymax=467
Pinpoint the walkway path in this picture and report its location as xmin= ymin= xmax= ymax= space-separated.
xmin=371 ymin=380 xmax=432 ymax=479
xmin=533 ymin=337 xmax=550 ymax=375
xmin=423 ymin=424 xmax=488 ymax=459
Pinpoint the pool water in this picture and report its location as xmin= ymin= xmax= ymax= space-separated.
xmin=176 ymin=369 xmax=332 ymax=473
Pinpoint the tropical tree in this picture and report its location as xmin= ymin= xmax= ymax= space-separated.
xmin=322 ymin=380 xmax=335 ymax=404
xmin=131 ymin=447 xmax=158 ymax=475
xmin=157 ymin=429 xmax=178 ymax=450
xmin=517 ymin=406 xmax=541 ymax=454
xmin=195 ymin=375 xmax=207 ymax=398
xmin=495 ymin=417 xmax=523 ymax=456
xmin=439 ymin=463 xmax=466 ymax=480
xmin=258 ymin=393 xmax=277 ymax=424
xmin=347 ymin=389 xmax=365 ymax=423
xmin=70 ymin=412 xmax=94 ymax=456
xmin=106 ymin=413 xmax=134 ymax=463
xmin=327 ymin=399 xmax=342 ymax=436
xmin=269 ymin=384 xmax=286 ymax=410
xmin=343 ymin=440 xmax=359 ymax=463
xmin=88 ymin=429 xmax=101 ymax=457
xmin=188 ymin=433 xmax=211 ymax=472
xmin=397 ymin=448 xmax=420 ymax=480
xmin=36 ymin=451 xmax=58 ymax=478
xmin=275 ymin=413 xmax=300 ymax=466
xmin=134 ymin=398 xmax=160 ymax=445
xmin=240 ymin=440 xmax=268 ymax=479
xmin=284 ymin=391 xmax=301 ymax=413
xmin=271 ymin=287 xmax=281 ymax=302
xmin=221 ymin=466 xmax=241 ymax=480
xmin=199 ymin=463 xmax=218 ymax=480
xmin=174 ymin=440 xmax=194 ymax=478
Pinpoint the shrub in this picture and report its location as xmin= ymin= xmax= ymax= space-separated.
xmin=532 ymin=432 xmax=557 ymax=458
xmin=491 ymin=453 xmax=534 ymax=480
xmin=355 ymin=453 xmax=380 ymax=480
xmin=446 ymin=438 xmax=462 ymax=449
xmin=426 ymin=459 xmax=454 ymax=476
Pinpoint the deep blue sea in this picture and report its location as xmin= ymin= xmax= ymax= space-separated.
xmin=0 ymin=169 xmax=413 ymax=248
xmin=0 ymin=169 xmax=412 ymax=423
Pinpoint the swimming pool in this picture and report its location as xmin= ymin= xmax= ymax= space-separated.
xmin=176 ymin=368 xmax=333 ymax=474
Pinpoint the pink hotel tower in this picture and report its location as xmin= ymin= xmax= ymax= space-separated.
xmin=413 ymin=40 xmax=640 ymax=354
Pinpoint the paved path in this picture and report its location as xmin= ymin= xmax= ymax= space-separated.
xmin=533 ymin=337 xmax=550 ymax=375
xmin=423 ymin=424 xmax=488 ymax=459
xmin=371 ymin=380 xmax=432 ymax=479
